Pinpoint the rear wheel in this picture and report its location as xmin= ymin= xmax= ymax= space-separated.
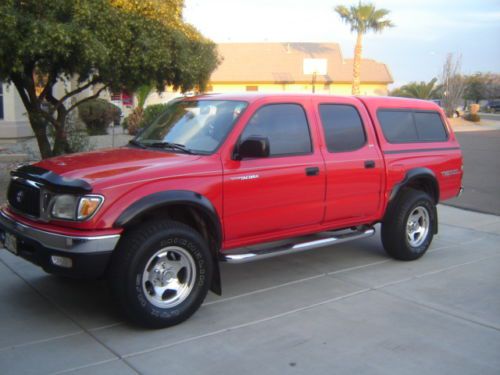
xmin=109 ymin=220 xmax=212 ymax=328
xmin=382 ymin=189 xmax=435 ymax=261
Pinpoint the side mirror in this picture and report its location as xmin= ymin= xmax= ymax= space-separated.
xmin=234 ymin=136 xmax=270 ymax=160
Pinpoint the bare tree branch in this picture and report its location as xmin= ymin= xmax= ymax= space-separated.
xmin=67 ymin=84 xmax=109 ymax=113
xmin=54 ymin=77 xmax=101 ymax=110
xmin=440 ymin=53 xmax=465 ymax=117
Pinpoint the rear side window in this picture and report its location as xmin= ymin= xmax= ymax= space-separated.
xmin=378 ymin=110 xmax=447 ymax=143
xmin=378 ymin=111 xmax=418 ymax=143
xmin=414 ymin=112 xmax=448 ymax=141
xmin=241 ymin=103 xmax=312 ymax=156
xmin=319 ymin=104 xmax=366 ymax=152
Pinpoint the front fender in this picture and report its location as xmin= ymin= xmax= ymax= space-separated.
xmin=114 ymin=190 xmax=222 ymax=248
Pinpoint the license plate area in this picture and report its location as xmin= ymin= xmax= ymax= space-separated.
xmin=4 ymin=232 xmax=18 ymax=255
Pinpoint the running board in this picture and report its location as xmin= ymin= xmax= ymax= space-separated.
xmin=221 ymin=227 xmax=375 ymax=264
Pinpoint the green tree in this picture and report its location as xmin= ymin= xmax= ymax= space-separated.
xmin=464 ymin=73 xmax=492 ymax=103
xmin=334 ymin=2 xmax=394 ymax=95
xmin=390 ymin=78 xmax=439 ymax=99
xmin=0 ymin=0 xmax=219 ymax=158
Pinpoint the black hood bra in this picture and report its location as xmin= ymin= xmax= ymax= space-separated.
xmin=11 ymin=164 xmax=92 ymax=194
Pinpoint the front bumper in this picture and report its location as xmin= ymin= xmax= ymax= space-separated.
xmin=0 ymin=209 xmax=120 ymax=278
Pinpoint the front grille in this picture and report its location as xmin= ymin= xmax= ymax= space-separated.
xmin=7 ymin=179 xmax=41 ymax=217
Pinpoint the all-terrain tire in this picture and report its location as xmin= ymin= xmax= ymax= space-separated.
xmin=109 ymin=220 xmax=213 ymax=328
xmin=381 ymin=189 xmax=436 ymax=261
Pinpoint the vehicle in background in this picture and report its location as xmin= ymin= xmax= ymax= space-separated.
xmin=484 ymin=100 xmax=500 ymax=113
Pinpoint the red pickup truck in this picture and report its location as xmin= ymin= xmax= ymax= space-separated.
xmin=0 ymin=94 xmax=463 ymax=328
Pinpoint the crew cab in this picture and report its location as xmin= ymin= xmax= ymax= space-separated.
xmin=0 ymin=94 xmax=463 ymax=328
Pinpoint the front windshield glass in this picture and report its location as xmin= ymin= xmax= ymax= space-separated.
xmin=135 ymin=100 xmax=248 ymax=154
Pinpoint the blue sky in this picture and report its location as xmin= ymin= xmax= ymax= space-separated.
xmin=184 ymin=0 xmax=500 ymax=87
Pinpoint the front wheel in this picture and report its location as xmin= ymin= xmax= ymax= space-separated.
xmin=382 ymin=189 xmax=436 ymax=261
xmin=109 ymin=220 xmax=213 ymax=328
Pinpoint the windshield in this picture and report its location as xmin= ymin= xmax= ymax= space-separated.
xmin=135 ymin=100 xmax=248 ymax=154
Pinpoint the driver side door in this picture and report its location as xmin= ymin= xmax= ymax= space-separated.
xmin=222 ymin=101 xmax=326 ymax=247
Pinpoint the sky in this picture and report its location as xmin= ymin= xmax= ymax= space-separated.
xmin=183 ymin=0 xmax=500 ymax=87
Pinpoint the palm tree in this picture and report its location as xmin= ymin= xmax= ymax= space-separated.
xmin=136 ymin=84 xmax=153 ymax=109
xmin=390 ymin=78 xmax=439 ymax=99
xmin=335 ymin=2 xmax=394 ymax=95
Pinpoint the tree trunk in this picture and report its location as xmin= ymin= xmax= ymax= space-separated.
xmin=52 ymin=113 xmax=72 ymax=156
xmin=28 ymin=111 xmax=52 ymax=159
xmin=352 ymin=32 xmax=363 ymax=96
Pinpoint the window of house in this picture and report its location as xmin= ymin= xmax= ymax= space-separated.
xmin=377 ymin=110 xmax=447 ymax=143
xmin=110 ymin=91 xmax=122 ymax=101
xmin=0 ymin=82 xmax=4 ymax=120
xmin=241 ymin=104 xmax=312 ymax=156
xmin=319 ymin=104 xmax=366 ymax=152
xmin=246 ymin=85 xmax=258 ymax=92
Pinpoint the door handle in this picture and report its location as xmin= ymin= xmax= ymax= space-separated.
xmin=364 ymin=160 xmax=375 ymax=169
xmin=305 ymin=167 xmax=320 ymax=176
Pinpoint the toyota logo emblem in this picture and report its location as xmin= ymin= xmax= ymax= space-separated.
xmin=16 ymin=190 xmax=24 ymax=204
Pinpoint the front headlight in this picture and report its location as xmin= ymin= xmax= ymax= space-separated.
xmin=50 ymin=194 xmax=103 ymax=221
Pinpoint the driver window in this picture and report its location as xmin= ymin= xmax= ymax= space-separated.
xmin=240 ymin=104 xmax=312 ymax=156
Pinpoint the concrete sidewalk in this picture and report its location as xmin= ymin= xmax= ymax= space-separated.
xmin=0 ymin=205 xmax=499 ymax=375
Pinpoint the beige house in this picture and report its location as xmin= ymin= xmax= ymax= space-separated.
xmin=0 ymin=82 xmax=33 ymax=141
xmin=0 ymin=42 xmax=393 ymax=141
xmin=0 ymin=79 xmax=95 ymax=142
xmin=208 ymin=43 xmax=393 ymax=95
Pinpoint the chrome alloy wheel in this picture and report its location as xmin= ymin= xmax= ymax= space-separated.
xmin=406 ymin=206 xmax=430 ymax=248
xmin=142 ymin=246 xmax=197 ymax=308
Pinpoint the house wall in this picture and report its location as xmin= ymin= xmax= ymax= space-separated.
xmin=0 ymin=79 xmax=388 ymax=141
xmin=0 ymin=82 xmax=33 ymax=141
xmin=209 ymin=82 xmax=389 ymax=96
xmin=0 ymin=79 xmax=107 ymax=142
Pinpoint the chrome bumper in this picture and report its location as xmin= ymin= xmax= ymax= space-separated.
xmin=0 ymin=209 xmax=120 ymax=254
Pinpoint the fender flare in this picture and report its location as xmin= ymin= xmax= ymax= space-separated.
xmin=114 ymin=190 xmax=222 ymax=246
xmin=389 ymin=167 xmax=439 ymax=203
xmin=114 ymin=190 xmax=223 ymax=295
xmin=388 ymin=168 xmax=439 ymax=234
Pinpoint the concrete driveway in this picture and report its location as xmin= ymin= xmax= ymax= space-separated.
xmin=0 ymin=205 xmax=499 ymax=375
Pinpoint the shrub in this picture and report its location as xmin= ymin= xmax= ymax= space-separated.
xmin=469 ymin=103 xmax=480 ymax=115
xmin=125 ymin=107 xmax=144 ymax=136
xmin=79 ymin=99 xmax=121 ymax=135
xmin=125 ymin=103 xmax=169 ymax=135
xmin=121 ymin=115 xmax=129 ymax=131
xmin=141 ymin=104 xmax=169 ymax=128
xmin=464 ymin=113 xmax=481 ymax=122
xmin=47 ymin=111 xmax=94 ymax=154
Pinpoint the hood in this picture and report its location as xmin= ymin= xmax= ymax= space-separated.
xmin=34 ymin=147 xmax=201 ymax=189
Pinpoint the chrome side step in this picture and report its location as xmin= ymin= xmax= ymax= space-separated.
xmin=221 ymin=226 xmax=375 ymax=264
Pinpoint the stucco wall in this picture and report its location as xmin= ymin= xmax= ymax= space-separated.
xmin=0 ymin=82 xmax=33 ymax=141
xmin=209 ymin=82 xmax=388 ymax=96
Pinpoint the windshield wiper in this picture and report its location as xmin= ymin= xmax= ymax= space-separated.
xmin=128 ymin=139 xmax=146 ymax=149
xmin=148 ymin=142 xmax=195 ymax=154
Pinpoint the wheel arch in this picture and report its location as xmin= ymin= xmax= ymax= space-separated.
xmin=387 ymin=168 xmax=439 ymax=234
xmin=114 ymin=190 xmax=223 ymax=295
xmin=389 ymin=168 xmax=439 ymax=204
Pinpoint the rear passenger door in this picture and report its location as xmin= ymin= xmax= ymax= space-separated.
xmin=316 ymin=99 xmax=384 ymax=224
xmin=223 ymin=100 xmax=325 ymax=243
